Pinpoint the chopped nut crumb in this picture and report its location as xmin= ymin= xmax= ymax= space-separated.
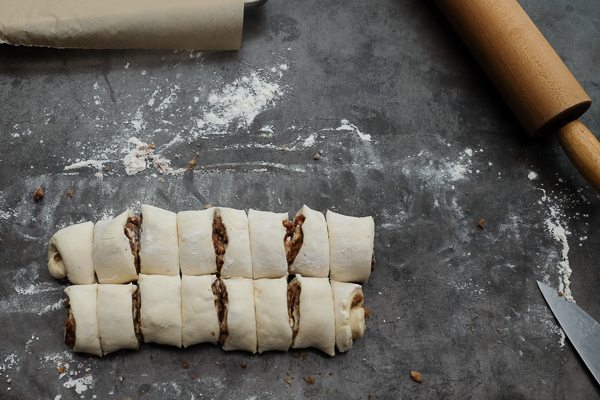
xmin=215 ymin=360 xmax=221 ymax=365
xmin=558 ymin=291 xmax=564 ymax=297
xmin=33 ymin=187 xmax=44 ymax=200
xmin=410 ymin=371 xmax=423 ymax=383
xmin=304 ymin=376 xmax=316 ymax=384
xmin=477 ymin=219 xmax=484 ymax=229
xmin=326 ymin=388 xmax=330 ymax=393
xmin=314 ymin=154 xmax=320 ymax=160
xmin=187 ymin=158 xmax=197 ymax=170
xmin=191 ymin=375 xmax=196 ymax=379
xmin=319 ymin=150 xmax=323 ymax=154
xmin=58 ymin=366 xmax=66 ymax=374
xmin=282 ymin=146 xmax=287 ymax=150
xmin=497 ymin=328 xmax=503 ymax=334
xmin=329 ymin=372 xmax=333 ymax=376
xmin=120 ymin=376 xmax=126 ymax=381
xmin=175 ymin=154 xmax=182 ymax=159
xmin=148 ymin=143 xmax=155 ymax=149
xmin=68 ymin=190 xmax=73 ymax=197
xmin=205 ymin=205 xmax=211 ymax=209
xmin=159 ymin=177 xmax=165 ymax=183
xmin=241 ymin=363 xmax=247 ymax=369
xmin=0 ymin=239 xmax=3 ymax=244
xmin=7 ymin=378 xmax=11 ymax=383
xmin=371 ymin=366 xmax=376 ymax=370
xmin=283 ymin=378 xmax=292 ymax=386
xmin=183 ymin=362 xmax=190 ymax=369
xmin=368 ymin=396 xmax=372 ymax=399
xmin=105 ymin=167 xmax=110 ymax=171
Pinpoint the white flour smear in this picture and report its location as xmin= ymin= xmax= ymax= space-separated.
xmin=334 ymin=119 xmax=372 ymax=142
xmin=194 ymin=70 xmax=284 ymax=136
xmin=544 ymin=205 xmax=573 ymax=302
xmin=122 ymin=138 xmax=186 ymax=176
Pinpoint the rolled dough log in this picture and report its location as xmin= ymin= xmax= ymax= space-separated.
xmin=248 ymin=209 xmax=288 ymax=279
xmin=327 ymin=210 xmax=375 ymax=283
xmin=94 ymin=210 xmax=139 ymax=284
xmin=138 ymin=274 xmax=182 ymax=347
xmin=254 ymin=277 xmax=292 ymax=352
xmin=288 ymin=205 xmax=330 ymax=278
xmin=221 ymin=278 xmax=257 ymax=353
xmin=139 ymin=204 xmax=179 ymax=276
xmin=217 ymin=207 xmax=252 ymax=279
xmin=47 ymin=221 xmax=95 ymax=285
xmin=181 ymin=274 xmax=220 ymax=348
xmin=97 ymin=283 xmax=140 ymax=355
xmin=178 ymin=209 xmax=217 ymax=276
xmin=330 ymin=280 xmax=366 ymax=352
xmin=290 ymin=275 xmax=335 ymax=356
xmin=64 ymin=284 xmax=103 ymax=356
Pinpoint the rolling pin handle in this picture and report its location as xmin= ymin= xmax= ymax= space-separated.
xmin=556 ymin=121 xmax=600 ymax=193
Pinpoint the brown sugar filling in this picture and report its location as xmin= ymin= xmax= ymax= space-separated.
xmin=363 ymin=307 xmax=371 ymax=320
xmin=371 ymin=253 xmax=376 ymax=273
xmin=284 ymin=215 xmax=306 ymax=266
xmin=132 ymin=288 xmax=143 ymax=342
xmin=54 ymin=253 xmax=62 ymax=262
xmin=287 ymin=280 xmax=301 ymax=339
xmin=350 ymin=293 xmax=364 ymax=309
xmin=212 ymin=279 xmax=229 ymax=344
xmin=63 ymin=297 xmax=76 ymax=348
xmin=212 ymin=215 xmax=229 ymax=274
xmin=124 ymin=216 xmax=141 ymax=274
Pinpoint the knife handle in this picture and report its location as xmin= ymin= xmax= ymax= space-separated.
xmin=556 ymin=120 xmax=600 ymax=193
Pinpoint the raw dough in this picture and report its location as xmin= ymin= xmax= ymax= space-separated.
xmin=221 ymin=278 xmax=257 ymax=353
xmin=138 ymin=274 xmax=182 ymax=347
xmin=94 ymin=210 xmax=139 ymax=284
xmin=217 ymin=207 xmax=252 ymax=279
xmin=97 ymin=283 xmax=140 ymax=355
xmin=290 ymin=275 xmax=335 ymax=356
xmin=47 ymin=221 xmax=95 ymax=285
xmin=331 ymin=280 xmax=366 ymax=352
xmin=181 ymin=274 xmax=220 ymax=347
xmin=178 ymin=209 xmax=217 ymax=275
xmin=254 ymin=277 xmax=292 ymax=352
xmin=288 ymin=205 xmax=330 ymax=278
xmin=139 ymin=204 xmax=179 ymax=276
xmin=327 ymin=210 xmax=375 ymax=283
xmin=248 ymin=209 xmax=288 ymax=279
xmin=64 ymin=284 xmax=103 ymax=356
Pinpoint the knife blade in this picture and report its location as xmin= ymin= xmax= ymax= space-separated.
xmin=537 ymin=281 xmax=600 ymax=385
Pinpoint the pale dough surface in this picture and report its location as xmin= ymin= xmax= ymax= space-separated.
xmin=139 ymin=274 xmax=182 ymax=347
xmin=291 ymin=275 xmax=336 ymax=356
xmin=248 ymin=209 xmax=288 ymax=279
xmin=289 ymin=205 xmax=330 ymax=278
xmin=218 ymin=207 xmax=252 ymax=279
xmin=331 ymin=280 xmax=364 ymax=352
xmin=47 ymin=221 xmax=95 ymax=284
xmin=181 ymin=274 xmax=220 ymax=347
xmin=327 ymin=210 xmax=375 ymax=283
xmin=178 ymin=209 xmax=217 ymax=275
xmin=254 ymin=277 xmax=292 ymax=352
xmin=94 ymin=210 xmax=139 ymax=284
xmin=97 ymin=283 xmax=139 ymax=355
xmin=222 ymin=278 xmax=257 ymax=353
xmin=139 ymin=204 xmax=179 ymax=276
xmin=64 ymin=284 xmax=103 ymax=356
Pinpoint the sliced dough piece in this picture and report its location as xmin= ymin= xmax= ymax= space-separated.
xmin=248 ymin=209 xmax=288 ymax=279
xmin=327 ymin=210 xmax=375 ymax=283
xmin=289 ymin=275 xmax=335 ymax=356
xmin=254 ymin=277 xmax=293 ymax=352
xmin=216 ymin=208 xmax=252 ymax=279
xmin=64 ymin=284 xmax=102 ymax=356
xmin=182 ymin=274 xmax=220 ymax=348
xmin=139 ymin=204 xmax=179 ymax=276
xmin=97 ymin=283 xmax=141 ymax=355
xmin=331 ymin=280 xmax=367 ymax=353
xmin=287 ymin=205 xmax=329 ymax=278
xmin=94 ymin=210 xmax=139 ymax=284
xmin=220 ymin=278 xmax=257 ymax=353
xmin=47 ymin=221 xmax=95 ymax=284
xmin=178 ymin=209 xmax=217 ymax=276
xmin=138 ymin=274 xmax=182 ymax=347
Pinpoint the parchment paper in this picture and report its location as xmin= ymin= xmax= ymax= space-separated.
xmin=0 ymin=0 xmax=244 ymax=50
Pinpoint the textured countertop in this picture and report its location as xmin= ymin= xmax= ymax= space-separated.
xmin=0 ymin=0 xmax=599 ymax=398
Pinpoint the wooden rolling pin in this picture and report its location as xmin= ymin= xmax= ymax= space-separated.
xmin=435 ymin=0 xmax=600 ymax=192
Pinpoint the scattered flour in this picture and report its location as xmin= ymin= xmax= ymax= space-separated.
xmin=544 ymin=206 xmax=573 ymax=302
xmin=122 ymin=138 xmax=186 ymax=176
xmin=336 ymin=119 xmax=372 ymax=142
xmin=301 ymin=133 xmax=317 ymax=148
xmin=64 ymin=160 xmax=106 ymax=171
xmin=63 ymin=374 xmax=95 ymax=394
xmin=0 ymin=354 xmax=19 ymax=372
xmin=528 ymin=171 xmax=538 ymax=180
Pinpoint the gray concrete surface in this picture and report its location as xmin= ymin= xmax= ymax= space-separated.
xmin=0 ymin=0 xmax=599 ymax=398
